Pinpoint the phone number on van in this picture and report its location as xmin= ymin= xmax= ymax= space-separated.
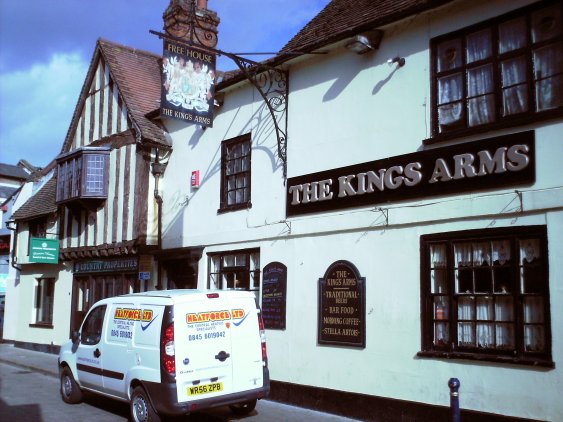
xmin=188 ymin=331 xmax=226 ymax=341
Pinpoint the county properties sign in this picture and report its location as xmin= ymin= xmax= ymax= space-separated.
xmin=160 ymin=40 xmax=216 ymax=127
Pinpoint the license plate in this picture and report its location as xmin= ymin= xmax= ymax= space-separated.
xmin=187 ymin=382 xmax=223 ymax=396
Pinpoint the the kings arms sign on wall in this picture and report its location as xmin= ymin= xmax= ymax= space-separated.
xmin=286 ymin=131 xmax=535 ymax=217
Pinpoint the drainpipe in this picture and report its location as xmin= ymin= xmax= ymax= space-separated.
xmin=5 ymin=220 xmax=21 ymax=271
xmin=151 ymin=152 xmax=167 ymax=290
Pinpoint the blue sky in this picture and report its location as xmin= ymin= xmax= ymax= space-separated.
xmin=0 ymin=0 xmax=330 ymax=168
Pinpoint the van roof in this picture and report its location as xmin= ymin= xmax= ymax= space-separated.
xmin=122 ymin=289 xmax=256 ymax=300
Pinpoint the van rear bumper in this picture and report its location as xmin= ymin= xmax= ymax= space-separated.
xmin=145 ymin=370 xmax=270 ymax=416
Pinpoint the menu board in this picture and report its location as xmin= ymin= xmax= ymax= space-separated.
xmin=261 ymin=262 xmax=287 ymax=330
xmin=318 ymin=261 xmax=365 ymax=348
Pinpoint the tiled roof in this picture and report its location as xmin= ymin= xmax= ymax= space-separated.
xmin=61 ymin=39 xmax=169 ymax=154
xmin=98 ymin=39 xmax=169 ymax=148
xmin=10 ymin=178 xmax=58 ymax=221
xmin=280 ymin=0 xmax=455 ymax=54
xmin=216 ymin=0 xmax=455 ymax=91
xmin=0 ymin=163 xmax=29 ymax=181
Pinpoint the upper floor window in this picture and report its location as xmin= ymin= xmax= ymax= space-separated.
xmin=27 ymin=217 xmax=47 ymax=256
xmin=56 ymin=147 xmax=110 ymax=205
xmin=419 ymin=226 xmax=552 ymax=367
xmin=220 ymin=134 xmax=251 ymax=212
xmin=208 ymin=249 xmax=260 ymax=293
xmin=431 ymin=1 xmax=563 ymax=140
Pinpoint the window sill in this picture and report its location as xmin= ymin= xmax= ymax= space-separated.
xmin=417 ymin=350 xmax=554 ymax=368
xmin=217 ymin=201 xmax=252 ymax=214
xmin=29 ymin=323 xmax=54 ymax=329
xmin=423 ymin=108 xmax=563 ymax=146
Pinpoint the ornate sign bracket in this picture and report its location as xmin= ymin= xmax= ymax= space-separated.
xmin=150 ymin=28 xmax=289 ymax=179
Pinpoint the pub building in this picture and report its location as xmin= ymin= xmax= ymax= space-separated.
xmin=3 ymin=0 xmax=563 ymax=421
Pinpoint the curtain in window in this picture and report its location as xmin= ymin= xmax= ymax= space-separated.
xmin=492 ymin=240 xmax=510 ymax=265
xmin=468 ymin=65 xmax=494 ymax=126
xmin=499 ymin=17 xmax=526 ymax=53
xmin=466 ymin=29 xmax=492 ymax=63
xmin=457 ymin=297 xmax=474 ymax=346
xmin=438 ymin=74 xmax=463 ymax=128
xmin=524 ymin=297 xmax=545 ymax=352
xmin=534 ymin=43 xmax=563 ymax=111
xmin=495 ymin=297 xmax=515 ymax=348
xmin=476 ymin=297 xmax=493 ymax=348
xmin=431 ymin=244 xmax=446 ymax=267
xmin=520 ymin=239 xmax=540 ymax=263
xmin=501 ymin=57 xmax=528 ymax=115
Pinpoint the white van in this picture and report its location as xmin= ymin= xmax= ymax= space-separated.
xmin=58 ymin=289 xmax=270 ymax=421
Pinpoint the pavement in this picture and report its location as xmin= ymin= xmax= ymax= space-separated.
xmin=0 ymin=342 xmax=60 ymax=378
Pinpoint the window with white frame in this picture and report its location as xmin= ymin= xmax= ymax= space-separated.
xmin=208 ymin=249 xmax=260 ymax=292
xmin=430 ymin=0 xmax=563 ymax=140
xmin=35 ymin=278 xmax=55 ymax=325
xmin=419 ymin=226 xmax=552 ymax=366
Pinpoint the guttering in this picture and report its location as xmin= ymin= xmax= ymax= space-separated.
xmin=5 ymin=220 xmax=21 ymax=271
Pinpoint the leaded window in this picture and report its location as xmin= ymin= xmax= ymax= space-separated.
xmin=431 ymin=1 xmax=563 ymax=139
xmin=208 ymin=249 xmax=260 ymax=294
xmin=220 ymin=134 xmax=251 ymax=211
xmin=420 ymin=226 xmax=552 ymax=366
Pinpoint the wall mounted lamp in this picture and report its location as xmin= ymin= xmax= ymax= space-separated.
xmin=345 ymin=30 xmax=383 ymax=55
xmin=387 ymin=56 xmax=406 ymax=67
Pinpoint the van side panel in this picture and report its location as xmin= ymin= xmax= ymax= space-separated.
xmin=103 ymin=302 xmax=164 ymax=398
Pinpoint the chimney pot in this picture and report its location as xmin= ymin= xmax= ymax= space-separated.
xmin=197 ymin=0 xmax=208 ymax=9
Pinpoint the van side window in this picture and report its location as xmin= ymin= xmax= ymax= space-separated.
xmin=81 ymin=305 xmax=106 ymax=345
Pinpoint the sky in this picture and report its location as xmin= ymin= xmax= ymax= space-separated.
xmin=0 ymin=0 xmax=330 ymax=168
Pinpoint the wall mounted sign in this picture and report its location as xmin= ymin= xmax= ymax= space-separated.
xmin=160 ymin=40 xmax=216 ymax=127
xmin=29 ymin=238 xmax=59 ymax=264
xmin=287 ymin=131 xmax=535 ymax=217
xmin=261 ymin=262 xmax=287 ymax=330
xmin=74 ymin=258 xmax=138 ymax=274
xmin=318 ymin=260 xmax=365 ymax=348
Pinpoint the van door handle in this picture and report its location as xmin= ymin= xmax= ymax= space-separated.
xmin=94 ymin=348 xmax=101 ymax=358
xmin=215 ymin=351 xmax=230 ymax=362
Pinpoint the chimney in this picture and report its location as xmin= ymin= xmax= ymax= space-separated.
xmin=163 ymin=0 xmax=220 ymax=49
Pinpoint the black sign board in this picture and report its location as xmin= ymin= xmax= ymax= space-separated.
xmin=74 ymin=258 xmax=138 ymax=274
xmin=261 ymin=262 xmax=287 ymax=330
xmin=287 ymin=131 xmax=535 ymax=217
xmin=318 ymin=261 xmax=365 ymax=348
xmin=161 ymin=40 xmax=216 ymax=127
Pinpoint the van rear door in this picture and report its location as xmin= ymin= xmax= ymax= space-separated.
xmin=174 ymin=293 xmax=234 ymax=403
xmin=228 ymin=294 xmax=264 ymax=392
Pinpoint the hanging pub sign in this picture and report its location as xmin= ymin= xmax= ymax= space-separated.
xmin=261 ymin=262 xmax=287 ymax=330
xmin=29 ymin=238 xmax=59 ymax=264
xmin=287 ymin=131 xmax=535 ymax=217
xmin=160 ymin=40 xmax=216 ymax=127
xmin=318 ymin=260 xmax=365 ymax=348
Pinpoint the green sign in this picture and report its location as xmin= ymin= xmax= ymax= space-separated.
xmin=29 ymin=238 xmax=59 ymax=264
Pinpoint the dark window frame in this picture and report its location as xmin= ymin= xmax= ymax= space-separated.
xmin=55 ymin=147 xmax=110 ymax=205
xmin=418 ymin=225 xmax=553 ymax=367
xmin=33 ymin=277 xmax=55 ymax=326
xmin=426 ymin=0 xmax=563 ymax=144
xmin=80 ymin=304 xmax=107 ymax=345
xmin=219 ymin=134 xmax=252 ymax=213
xmin=27 ymin=217 xmax=48 ymax=256
xmin=207 ymin=248 xmax=260 ymax=292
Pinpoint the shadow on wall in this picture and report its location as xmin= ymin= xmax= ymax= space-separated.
xmin=162 ymin=98 xmax=284 ymax=244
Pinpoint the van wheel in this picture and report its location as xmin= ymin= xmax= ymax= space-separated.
xmin=60 ymin=367 xmax=83 ymax=404
xmin=229 ymin=399 xmax=257 ymax=415
xmin=131 ymin=386 xmax=161 ymax=422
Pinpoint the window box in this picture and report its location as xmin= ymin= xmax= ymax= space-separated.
xmin=419 ymin=226 xmax=552 ymax=367
xmin=56 ymin=147 xmax=110 ymax=208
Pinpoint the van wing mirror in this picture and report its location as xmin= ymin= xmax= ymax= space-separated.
xmin=71 ymin=330 xmax=80 ymax=344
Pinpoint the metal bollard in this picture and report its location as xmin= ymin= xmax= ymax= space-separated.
xmin=448 ymin=378 xmax=461 ymax=422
